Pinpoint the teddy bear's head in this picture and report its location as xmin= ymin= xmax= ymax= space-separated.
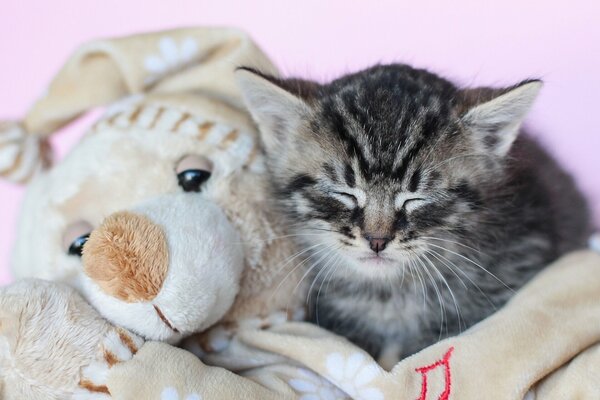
xmin=2 ymin=29 xmax=301 ymax=343
xmin=13 ymin=94 xmax=266 ymax=342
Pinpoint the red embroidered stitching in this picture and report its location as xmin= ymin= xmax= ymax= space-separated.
xmin=415 ymin=347 xmax=454 ymax=400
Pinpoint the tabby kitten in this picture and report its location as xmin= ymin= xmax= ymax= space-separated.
xmin=236 ymin=64 xmax=591 ymax=366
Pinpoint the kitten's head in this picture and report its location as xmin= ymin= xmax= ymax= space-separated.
xmin=237 ymin=65 xmax=541 ymax=281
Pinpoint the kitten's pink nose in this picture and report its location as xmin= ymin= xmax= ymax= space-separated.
xmin=364 ymin=235 xmax=391 ymax=254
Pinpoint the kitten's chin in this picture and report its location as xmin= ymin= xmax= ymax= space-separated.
xmin=357 ymin=254 xmax=397 ymax=267
xmin=343 ymin=252 xmax=403 ymax=280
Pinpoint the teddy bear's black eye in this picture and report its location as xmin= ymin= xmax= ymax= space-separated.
xmin=68 ymin=234 xmax=90 ymax=257
xmin=177 ymin=169 xmax=211 ymax=192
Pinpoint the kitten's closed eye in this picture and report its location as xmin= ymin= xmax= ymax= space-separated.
xmin=331 ymin=191 xmax=358 ymax=208
xmin=395 ymin=194 xmax=427 ymax=212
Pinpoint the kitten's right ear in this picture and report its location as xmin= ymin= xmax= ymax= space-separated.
xmin=459 ymin=80 xmax=542 ymax=157
xmin=235 ymin=68 xmax=310 ymax=153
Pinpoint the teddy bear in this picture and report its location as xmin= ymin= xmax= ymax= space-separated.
xmin=0 ymin=27 xmax=316 ymax=398
xmin=1 ymin=27 xmax=305 ymax=344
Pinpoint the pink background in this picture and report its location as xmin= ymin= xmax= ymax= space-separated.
xmin=1 ymin=1 xmax=598 ymax=284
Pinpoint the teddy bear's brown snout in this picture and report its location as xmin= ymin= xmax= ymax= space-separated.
xmin=82 ymin=211 xmax=169 ymax=302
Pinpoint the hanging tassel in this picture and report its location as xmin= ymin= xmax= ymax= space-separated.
xmin=0 ymin=121 xmax=52 ymax=184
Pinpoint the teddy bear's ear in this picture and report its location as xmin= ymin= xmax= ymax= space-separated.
xmin=0 ymin=121 xmax=52 ymax=184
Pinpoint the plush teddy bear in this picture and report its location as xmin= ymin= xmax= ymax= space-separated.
xmin=0 ymin=27 xmax=312 ymax=398
xmin=1 ymin=27 xmax=304 ymax=344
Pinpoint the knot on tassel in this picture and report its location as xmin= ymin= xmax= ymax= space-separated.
xmin=0 ymin=120 xmax=52 ymax=184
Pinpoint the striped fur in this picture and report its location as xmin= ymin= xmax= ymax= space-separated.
xmin=238 ymin=64 xmax=592 ymax=362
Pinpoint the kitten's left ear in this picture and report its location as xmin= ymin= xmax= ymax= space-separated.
xmin=235 ymin=67 xmax=312 ymax=154
xmin=460 ymin=80 xmax=542 ymax=157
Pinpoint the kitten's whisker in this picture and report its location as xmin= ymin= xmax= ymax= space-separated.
xmin=399 ymin=258 xmax=407 ymax=288
xmin=415 ymin=253 xmax=446 ymax=340
xmin=307 ymin=246 xmax=341 ymax=305
xmin=420 ymin=236 xmax=487 ymax=257
xmin=422 ymin=251 xmax=464 ymax=334
xmin=408 ymin=255 xmax=428 ymax=308
xmin=423 ymin=249 xmax=469 ymax=291
xmin=306 ymin=247 xmax=340 ymax=312
xmin=307 ymin=227 xmax=346 ymax=235
xmin=426 ymin=243 xmax=514 ymax=292
xmin=315 ymin=255 xmax=344 ymax=326
xmin=406 ymin=257 xmax=419 ymax=300
xmin=426 ymin=248 xmax=498 ymax=309
xmin=293 ymin=243 xmax=341 ymax=299
xmin=275 ymin=242 xmax=325 ymax=274
xmin=269 ymin=243 xmax=329 ymax=304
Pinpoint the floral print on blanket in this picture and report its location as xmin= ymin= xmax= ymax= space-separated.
xmin=324 ymin=352 xmax=384 ymax=400
xmin=289 ymin=368 xmax=349 ymax=400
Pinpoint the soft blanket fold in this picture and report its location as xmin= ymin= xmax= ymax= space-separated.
xmin=102 ymin=250 xmax=600 ymax=399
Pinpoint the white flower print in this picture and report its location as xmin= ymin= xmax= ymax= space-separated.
xmin=144 ymin=37 xmax=198 ymax=83
xmin=289 ymin=368 xmax=349 ymax=400
xmin=324 ymin=352 xmax=384 ymax=400
xmin=161 ymin=386 xmax=201 ymax=400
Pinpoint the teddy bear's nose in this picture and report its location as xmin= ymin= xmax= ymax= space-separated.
xmin=82 ymin=211 xmax=169 ymax=302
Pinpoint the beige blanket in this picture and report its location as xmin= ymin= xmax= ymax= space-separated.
xmin=86 ymin=250 xmax=600 ymax=399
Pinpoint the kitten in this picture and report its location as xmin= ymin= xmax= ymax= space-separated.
xmin=236 ymin=64 xmax=591 ymax=366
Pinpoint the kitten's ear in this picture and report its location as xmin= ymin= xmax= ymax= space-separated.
xmin=235 ymin=68 xmax=311 ymax=153
xmin=460 ymin=80 xmax=542 ymax=157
